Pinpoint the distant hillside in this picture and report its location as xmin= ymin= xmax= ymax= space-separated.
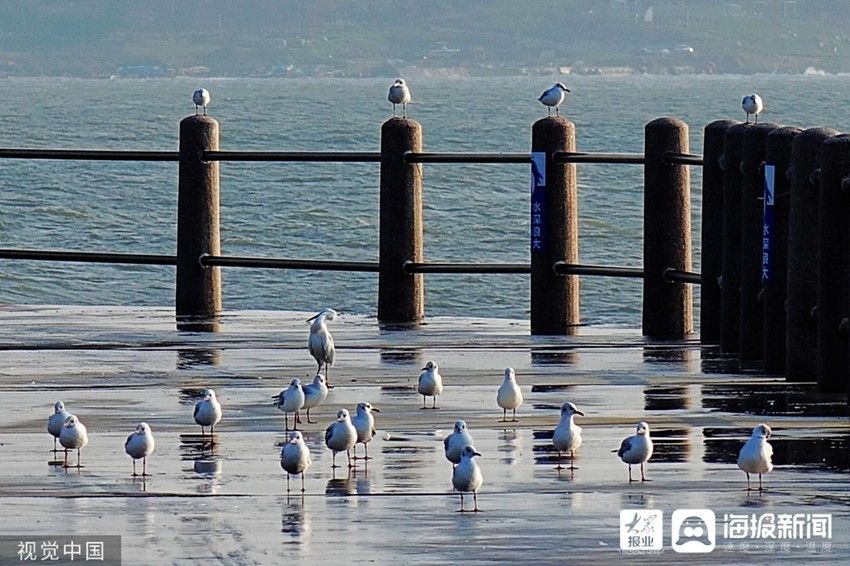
xmin=1 ymin=0 xmax=849 ymax=76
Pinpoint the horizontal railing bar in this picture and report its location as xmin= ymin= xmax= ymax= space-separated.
xmin=0 ymin=148 xmax=179 ymax=161
xmin=0 ymin=249 xmax=176 ymax=265
xmin=554 ymin=261 xmax=644 ymax=278
xmin=665 ymin=152 xmax=704 ymax=166
xmin=404 ymin=261 xmax=530 ymax=274
xmin=203 ymin=151 xmax=381 ymax=163
xmin=664 ymin=268 xmax=702 ymax=284
xmin=200 ymin=255 xmax=379 ymax=271
xmin=404 ymin=152 xmax=532 ymax=164
xmin=553 ymin=151 xmax=645 ymax=164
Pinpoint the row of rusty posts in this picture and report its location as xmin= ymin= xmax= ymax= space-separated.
xmin=701 ymin=118 xmax=850 ymax=396
xmin=176 ymin=113 xmax=693 ymax=339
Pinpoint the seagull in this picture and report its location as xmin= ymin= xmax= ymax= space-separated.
xmin=277 ymin=378 xmax=306 ymax=431
xmin=452 ymin=445 xmax=483 ymax=513
xmin=193 ymin=88 xmax=210 ymax=115
xmin=418 ymin=360 xmax=443 ymax=409
xmin=125 ymin=422 xmax=155 ymax=476
xmin=351 ymin=402 xmax=380 ymax=460
xmin=742 ymin=93 xmax=763 ymax=124
xmin=553 ymin=401 xmax=584 ymax=470
xmin=496 ymin=367 xmax=523 ymax=422
xmin=539 ymin=82 xmax=571 ymax=116
xmin=388 ymin=78 xmax=412 ymax=118
xmin=737 ymin=423 xmax=774 ymax=491
xmin=59 ymin=415 xmax=88 ymax=468
xmin=444 ymin=420 xmax=474 ymax=467
xmin=308 ymin=308 xmax=337 ymax=387
xmin=47 ymin=401 xmax=72 ymax=452
xmin=280 ymin=431 xmax=312 ymax=493
xmin=193 ymin=389 xmax=222 ymax=437
xmin=301 ymin=374 xmax=329 ymax=424
xmin=616 ymin=421 xmax=653 ymax=482
xmin=324 ymin=409 xmax=358 ymax=469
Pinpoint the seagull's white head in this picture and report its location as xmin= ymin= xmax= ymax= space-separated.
xmin=313 ymin=374 xmax=326 ymax=386
xmin=753 ymin=423 xmax=772 ymax=439
xmin=336 ymin=409 xmax=350 ymax=421
xmin=307 ymin=308 xmax=338 ymax=323
xmin=290 ymin=378 xmax=302 ymax=388
xmin=561 ymin=401 xmax=584 ymax=417
xmin=356 ymin=402 xmax=379 ymax=414
xmin=461 ymin=445 xmax=482 ymax=459
xmin=136 ymin=422 xmax=150 ymax=434
xmin=288 ymin=431 xmax=304 ymax=444
xmin=636 ymin=421 xmax=650 ymax=436
xmin=555 ymin=82 xmax=571 ymax=93
xmin=202 ymin=389 xmax=216 ymax=400
xmin=64 ymin=415 xmax=78 ymax=428
xmin=394 ymin=78 xmax=406 ymax=86
xmin=453 ymin=420 xmax=467 ymax=433
xmin=503 ymin=367 xmax=516 ymax=382
xmin=422 ymin=360 xmax=438 ymax=372
xmin=54 ymin=401 xmax=65 ymax=413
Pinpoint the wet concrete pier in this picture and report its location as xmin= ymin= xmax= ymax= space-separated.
xmin=0 ymin=306 xmax=847 ymax=563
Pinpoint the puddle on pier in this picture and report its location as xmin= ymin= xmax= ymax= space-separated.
xmin=703 ymin=383 xmax=849 ymax=417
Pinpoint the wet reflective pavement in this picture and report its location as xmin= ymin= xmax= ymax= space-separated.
xmin=0 ymin=306 xmax=848 ymax=563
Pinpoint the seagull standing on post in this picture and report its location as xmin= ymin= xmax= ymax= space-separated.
xmin=417 ymin=360 xmax=443 ymax=409
xmin=616 ymin=421 xmax=653 ymax=482
xmin=388 ymin=78 xmax=412 ymax=118
xmin=553 ymin=401 xmax=584 ymax=470
xmin=193 ymin=88 xmax=211 ymax=115
xmin=539 ymin=83 xmax=571 ymax=116
xmin=308 ymin=308 xmax=337 ymax=388
xmin=742 ymin=93 xmax=763 ymax=124
xmin=737 ymin=423 xmax=774 ymax=491
xmin=125 ymin=422 xmax=155 ymax=476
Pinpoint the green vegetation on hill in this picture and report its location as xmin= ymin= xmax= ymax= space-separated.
xmin=0 ymin=0 xmax=848 ymax=76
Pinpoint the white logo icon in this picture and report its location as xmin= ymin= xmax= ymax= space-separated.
xmin=672 ymin=509 xmax=716 ymax=553
xmin=620 ymin=510 xmax=663 ymax=552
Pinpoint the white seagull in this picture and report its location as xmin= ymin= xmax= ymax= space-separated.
xmin=125 ymin=422 xmax=155 ymax=476
xmin=59 ymin=415 xmax=88 ymax=468
xmin=737 ymin=423 xmax=774 ymax=491
xmin=616 ymin=421 xmax=654 ymax=482
xmin=193 ymin=88 xmax=211 ymax=115
xmin=388 ymin=78 xmax=412 ymax=118
xmin=496 ymin=367 xmax=523 ymax=422
xmin=444 ymin=420 xmax=474 ymax=466
xmin=47 ymin=401 xmax=72 ymax=452
xmin=301 ymin=373 xmax=329 ymax=424
xmin=280 ymin=431 xmax=312 ymax=493
xmin=308 ymin=308 xmax=337 ymax=387
xmin=539 ymin=82 xmax=571 ymax=116
xmin=418 ymin=360 xmax=443 ymax=409
xmin=324 ymin=409 xmax=358 ymax=469
xmin=351 ymin=402 xmax=380 ymax=460
xmin=277 ymin=378 xmax=306 ymax=431
xmin=742 ymin=93 xmax=764 ymax=124
xmin=193 ymin=389 xmax=223 ymax=437
xmin=553 ymin=401 xmax=584 ymax=470
xmin=452 ymin=445 xmax=483 ymax=513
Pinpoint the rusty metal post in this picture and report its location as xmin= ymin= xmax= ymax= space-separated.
xmin=378 ymin=118 xmax=424 ymax=325
xmin=763 ymin=127 xmax=802 ymax=374
xmin=787 ymin=128 xmax=838 ymax=381
xmin=530 ymin=116 xmax=579 ymax=334
xmin=177 ymin=114 xmax=221 ymax=331
xmin=720 ymin=123 xmax=747 ymax=353
xmin=816 ymin=134 xmax=850 ymax=392
xmin=700 ymin=120 xmax=737 ymax=345
xmin=643 ymin=117 xmax=692 ymax=338
xmin=739 ymin=122 xmax=780 ymax=363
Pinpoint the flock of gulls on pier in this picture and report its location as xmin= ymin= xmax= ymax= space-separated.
xmin=43 ymin=86 xmax=772 ymax=511
xmin=47 ymin=306 xmax=776 ymax=512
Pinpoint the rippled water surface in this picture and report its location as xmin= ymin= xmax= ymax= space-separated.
xmin=1 ymin=75 xmax=849 ymax=323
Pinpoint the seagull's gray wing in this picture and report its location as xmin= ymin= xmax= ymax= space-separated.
xmin=193 ymin=403 xmax=200 ymax=419
xmin=325 ymin=423 xmax=334 ymax=445
xmin=125 ymin=433 xmax=134 ymax=448
xmin=617 ymin=437 xmax=632 ymax=458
